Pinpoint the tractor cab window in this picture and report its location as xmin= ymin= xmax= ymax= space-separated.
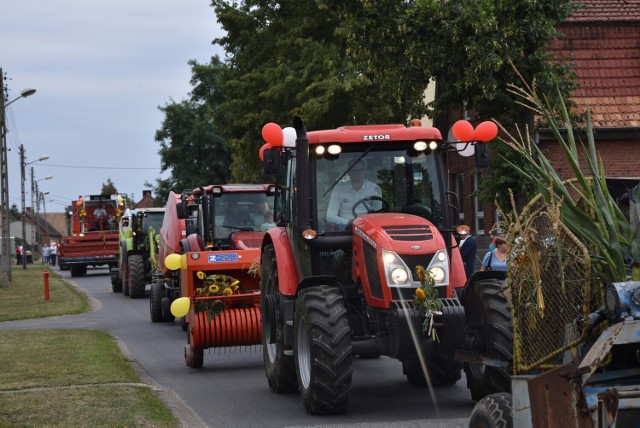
xmin=142 ymin=212 xmax=164 ymax=234
xmin=315 ymin=145 xmax=443 ymax=233
xmin=213 ymin=193 xmax=274 ymax=240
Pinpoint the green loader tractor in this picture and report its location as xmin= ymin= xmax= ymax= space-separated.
xmin=112 ymin=207 xmax=165 ymax=298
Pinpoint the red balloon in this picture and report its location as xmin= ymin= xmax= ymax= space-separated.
xmin=259 ymin=143 xmax=272 ymax=161
xmin=473 ymin=121 xmax=498 ymax=142
xmin=262 ymin=122 xmax=283 ymax=147
xmin=451 ymin=120 xmax=475 ymax=142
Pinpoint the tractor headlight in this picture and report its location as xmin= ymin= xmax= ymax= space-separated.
xmin=429 ymin=266 xmax=445 ymax=283
xmin=383 ymin=249 xmax=410 ymax=286
xmin=391 ymin=268 xmax=409 ymax=285
xmin=427 ymin=249 xmax=449 ymax=286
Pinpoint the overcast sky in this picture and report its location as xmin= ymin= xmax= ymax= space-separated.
xmin=1 ymin=0 xmax=225 ymax=213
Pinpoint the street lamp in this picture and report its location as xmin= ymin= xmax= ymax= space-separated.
xmin=38 ymin=192 xmax=51 ymax=252
xmin=0 ymin=68 xmax=37 ymax=280
xmin=31 ymin=173 xmax=53 ymax=253
xmin=20 ymin=146 xmax=49 ymax=268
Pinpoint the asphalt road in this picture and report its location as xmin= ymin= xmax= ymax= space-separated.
xmin=1 ymin=266 xmax=474 ymax=428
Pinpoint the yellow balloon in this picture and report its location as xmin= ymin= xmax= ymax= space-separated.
xmin=170 ymin=297 xmax=190 ymax=318
xmin=180 ymin=254 xmax=188 ymax=269
xmin=165 ymin=253 xmax=181 ymax=271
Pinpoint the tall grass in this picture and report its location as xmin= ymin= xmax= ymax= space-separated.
xmin=497 ymin=80 xmax=640 ymax=284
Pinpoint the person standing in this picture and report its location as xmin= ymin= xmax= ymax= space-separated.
xmin=49 ymin=243 xmax=58 ymax=267
xmin=16 ymin=245 xmax=22 ymax=265
xmin=456 ymin=225 xmax=477 ymax=279
xmin=41 ymin=245 xmax=49 ymax=265
xmin=480 ymin=237 xmax=508 ymax=271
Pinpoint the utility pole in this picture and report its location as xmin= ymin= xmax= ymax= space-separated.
xmin=0 ymin=68 xmax=11 ymax=282
xmin=20 ymin=144 xmax=27 ymax=268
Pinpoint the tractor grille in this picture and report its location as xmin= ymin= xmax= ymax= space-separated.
xmin=398 ymin=254 xmax=435 ymax=282
xmin=382 ymin=225 xmax=433 ymax=241
xmin=363 ymin=240 xmax=383 ymax=299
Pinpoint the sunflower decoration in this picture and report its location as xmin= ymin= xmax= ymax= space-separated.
xmin=194 ymin=271 xmax=240 ymax=319
xmin=116 ymin=209 xmax=122 ymax=217
xmin=79 ymin=209 xmax=86 ymax=219
xmin=414 ymin=265 xmax=442 ymax=341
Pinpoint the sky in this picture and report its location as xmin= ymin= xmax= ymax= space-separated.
xmin=1 ymin=0 xmax=225 ymax=214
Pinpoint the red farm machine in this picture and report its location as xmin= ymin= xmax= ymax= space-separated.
xmin=257 ymin=117 xmax=507 ymax=414
xmin=59 ymin=194 xmax=125 ymax=277
xmin=149 ymin=191 xmax=188 ymax=322
xmin=157 ymin=184 xmax=276 ymax=368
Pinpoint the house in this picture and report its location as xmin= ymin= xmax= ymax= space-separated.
xmin=134 ymin=190 xmax=156 ymax=209
xmin=449 ymin=0 xmax=640 ymax=238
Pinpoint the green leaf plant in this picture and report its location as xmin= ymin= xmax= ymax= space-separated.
xmin=495 ymin=77 xmax=640 ymax=284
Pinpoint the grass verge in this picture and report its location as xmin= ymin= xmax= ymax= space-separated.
xmin=0 ymin=266 xmax=179 ymax=427
xmin=0 ymin=266 xmax=89 ymax=322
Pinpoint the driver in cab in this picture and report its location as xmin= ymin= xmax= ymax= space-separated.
xmin=326 ymin=159 xmax=382 ymax=229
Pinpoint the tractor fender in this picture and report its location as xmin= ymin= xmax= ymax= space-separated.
xmin=449 ymin=244 xmax=467 ymax=289
xmin=263 ymin=227 xmax=300 ymax=297
xmin=459 ymin=271 xmax=508 ymax=304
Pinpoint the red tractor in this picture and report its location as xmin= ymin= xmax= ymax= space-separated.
xmin=258 ymin=118 xmax=507 ymax=414
xmin=160 ymin=184 xmax=276 ymax=368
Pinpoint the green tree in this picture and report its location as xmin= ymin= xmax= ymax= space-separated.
xmin=101 ymin=178 xmax=118 ymax=196
xmin=154 ymin=57 xmax=232 ymax=201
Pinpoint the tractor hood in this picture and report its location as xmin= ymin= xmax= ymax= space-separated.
xmin=352 ymin=213 xmax=444 ymax=255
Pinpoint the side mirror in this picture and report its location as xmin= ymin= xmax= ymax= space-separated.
xmin=176 ymin=200 xmax=187 ymax=219
xmin=263 ymin=148 xmax=281 ymax=175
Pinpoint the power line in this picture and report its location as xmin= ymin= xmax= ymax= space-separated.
xmin=30 ymin=162 xmax=160 ymax=170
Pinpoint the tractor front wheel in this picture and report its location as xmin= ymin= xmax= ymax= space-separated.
xmin=294 ymin=285 xmax=352 ymax=415
xmin=260 ymin=244 xmax=297 ymax=393
xmin=128 ymin=254 xmax=146 ymax=298
xmin=150 ymin=282 xmax=164 ymax=322
xmin=468 ymin=393 xmax=513 ymax=428
xmin=463 ymin=278 xmax=513 ymax=401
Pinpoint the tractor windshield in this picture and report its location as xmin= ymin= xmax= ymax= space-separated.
xmin=142 ymin=212 xmax=164 ymax=234
xmin=315 ymin=144 xmax=444 ymax=233
xmin=212 ymin=192 xmax=274 ymax=240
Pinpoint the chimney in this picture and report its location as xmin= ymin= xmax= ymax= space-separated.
xmin=142 ymin=190 xmax=152 ymax=198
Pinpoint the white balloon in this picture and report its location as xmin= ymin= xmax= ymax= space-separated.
xmin=282 ymin=127 xmax=297 ymax=148
xmin=459 ymin=142 xmax=475 ymax=157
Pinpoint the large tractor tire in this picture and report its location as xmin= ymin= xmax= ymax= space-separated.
xmin=122 ymin=263 xmax=130 ymax=297
xmin=402 ymin=354 xmax=462 ymax=387
xmin=260 ymin=244 xmax=297 ymax=393
xmin=149 ymin=282 xmax=164 ymax=322
xmin=111 ymin=268 xmax=122 ymax=293
xmin=127 ymin=254 xmax=146 ymax=298
xmin=294 ymin=285 xmax=352 ymax=415
xmin=463 ymin=278 xmax=513 ymax=401
xmin=468 ymin=393 xmax=513 ymax=428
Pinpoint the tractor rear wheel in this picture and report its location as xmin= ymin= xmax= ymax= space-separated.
xmin=260 ymin=244 xmax=297 ymax=393
xmin=468 ymin=393 xmax=513 ymax=428
xmin=128 ymin=255 xmax=146 ymax=298
xmin=294 ymin=285 xmax=352 ymax=415
xmin=111 ymin=268 xmax=122 ymax=292
xmin=150 ymin=282 xmax=164 ymax=322
xmin=463 ymin=278 xmax=512 ymax=401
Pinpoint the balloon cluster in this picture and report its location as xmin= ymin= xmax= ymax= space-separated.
xmin=259 ymin=122 xmax=297 ymax=160
xmin=451 ymin=120 xmax=498 ymax=143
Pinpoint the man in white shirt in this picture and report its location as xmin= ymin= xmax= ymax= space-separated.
xmin=326 ymin=159 xmax=382 ymax=228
